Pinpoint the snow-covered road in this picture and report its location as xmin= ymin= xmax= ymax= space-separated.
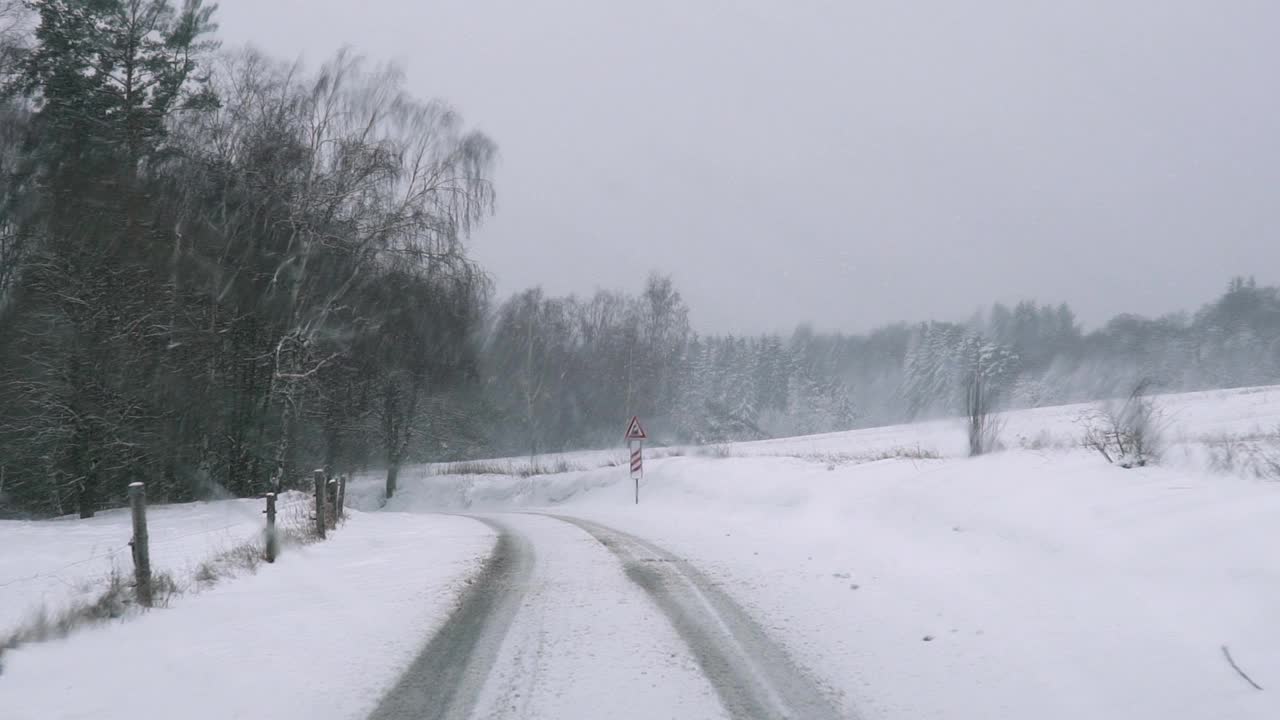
xmin=555 ymin=515 xmax=844 ymax=720
xmin=371 ymin=513 xmax=841 ymax=720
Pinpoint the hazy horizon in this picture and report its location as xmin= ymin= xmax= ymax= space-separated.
xmin=217 ymin=0 xmax=1280 ymax=335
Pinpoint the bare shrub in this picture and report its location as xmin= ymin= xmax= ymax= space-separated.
xmin=1204 ymin=430 xmax=1280 ymax=480
xmin=966 ymin=373 xmax=1004 ymax=457
xmin=1083 ymin=379 xmax=1164 ymax=468
xmin=695 ymin=444 xmax=734 ymax=459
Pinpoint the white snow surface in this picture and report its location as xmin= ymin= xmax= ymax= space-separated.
xmin=4 ymin=383 xmax=1280 ymax=720
xmin=356 ymin=383 xmax=1280 ymax=720
xmin=0 ymin=491 xmax=312 ymax=635
xmin=467 ymin=513 xmax=728 ymax=720
xmin=0 ymin=511 xmax=494 ymax=719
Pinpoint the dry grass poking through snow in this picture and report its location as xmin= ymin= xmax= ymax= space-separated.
xmin=0 ymin=567 xmax=176 ymax=667
xmin=430 ymin=457 xmax=593 ymax=477
xmin=654 ymin=443 xmax=942 ymax=468
xmin=1013 ymin=428 xmax=1081 ymax=452
xmin=649 ymin=444 xmax=735 ymax=459
xmin=783 ymin=445 xmax=942 ymax=469
xmin=192 ymin=542 xmax=263 ymax=591
xmin=0 ymin=495 xmax=324 ymax=667
xmin=0 ymin=571 xmax=129 ymax=661
xmin=1201 ymin=428 xmax=1280 ymax=481
xmin=646 ymin=443 xmax=942 ymax=469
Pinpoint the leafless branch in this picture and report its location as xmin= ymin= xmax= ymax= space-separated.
xmin=1222 ymin=645 xmax=1264 ymax=691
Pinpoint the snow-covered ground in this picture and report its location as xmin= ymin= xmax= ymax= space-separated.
xmin=354 ymin=383 xmax=1280 ymax=719
xmin=551 ymin=453 xmax=1280 ymax=719
xmin=0 ymin=491 xmax=314 ymax=635
xmin=1 ymin=512 xmax=494 ymax=719
xmin=4 ymin=383 xmax=1280 ymax=719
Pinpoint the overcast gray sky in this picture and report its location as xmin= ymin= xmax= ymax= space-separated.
xmin=216 ymin=0 xmax=1280 ymax=334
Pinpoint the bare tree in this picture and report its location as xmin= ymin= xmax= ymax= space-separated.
xmin=0 ymin=0 xmax=34 ymax=308
xmin=370 ymin=262 xmax=486 ymax=499
xmin=488 ymin=289 xmax=568 ymax=463
xmin=965 ymin=370 xmax=1001 ymax=457
xmin=961 ymin=336 xmax=1018 ymax=456
xmin=175 ymin=50 xmax=495 ymax=496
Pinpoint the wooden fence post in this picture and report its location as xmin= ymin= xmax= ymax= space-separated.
xmin=336 ymin=474 xmax=347 ymax=521
xmin=327 ymin=477 xmax=338 ymax=529
xmin=128 ymin=483 xmax=152 ymax=607
xmin=313 ymin=469 xmax=326 ymax=540
xmin=264 ymin=493 xmax=278 ymax=563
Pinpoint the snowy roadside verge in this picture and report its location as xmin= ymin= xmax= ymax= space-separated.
xmin=0 ymin=511 xmax=495 ymax=720
xmin=0 ymin=492 xmax=315 ymax=640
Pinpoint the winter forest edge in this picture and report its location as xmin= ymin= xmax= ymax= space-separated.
xmin=1 ymin=2 xmax=1277 ymax=517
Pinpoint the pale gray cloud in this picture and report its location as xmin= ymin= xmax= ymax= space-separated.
xmin=217 ymin=0 xmax=1280 ymax=333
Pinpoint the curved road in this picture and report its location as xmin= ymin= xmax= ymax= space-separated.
xmin=369 ymin=513 xmax=849 ymax=720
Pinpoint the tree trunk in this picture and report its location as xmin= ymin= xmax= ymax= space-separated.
xmin=76 ymin=474 xmax=96 ymax=519
xmin=323 ymin=399 xmax=343 ymax=478
xmin=269 ymin=388 xmax=297 ymax=493
xmin=385 ymin=459 xmax=399 ymax=499
xmin=527 ymin=401 xmax=537 ymax=464
xmin=66 ymin=351 xmax=96 ymax=518
xmin=324 ymin=429 xmax=340 ymax=480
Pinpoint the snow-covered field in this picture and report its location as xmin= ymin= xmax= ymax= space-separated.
xmin=548 ymin=453 xmax=1280 ymax=719
xmin=357 ymin=383 xmax=1280 ymax=719
xmin=4 ymin=384 xmax=1280 ymax=719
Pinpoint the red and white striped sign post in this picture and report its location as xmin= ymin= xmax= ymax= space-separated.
xmin=625 ymin=416 xmax=647 ymax=504
xmin=630 ymin=445 xmax=643 ymax=476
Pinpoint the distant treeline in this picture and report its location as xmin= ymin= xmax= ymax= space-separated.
xmin=480 ymin=276 xmax=1280 ymax=454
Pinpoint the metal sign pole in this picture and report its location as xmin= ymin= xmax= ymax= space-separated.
xmin=629 ymin=439 xmax=640 ymax=504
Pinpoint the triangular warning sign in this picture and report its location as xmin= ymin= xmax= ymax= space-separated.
xmin=624 ymin=416 xmax=648 ymax=441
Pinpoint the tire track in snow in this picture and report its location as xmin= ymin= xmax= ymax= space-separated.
xmin=367 ymin=517 xmax=533 ymax=720
xmin=548 ymin=514 xmax=851 ymax=720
